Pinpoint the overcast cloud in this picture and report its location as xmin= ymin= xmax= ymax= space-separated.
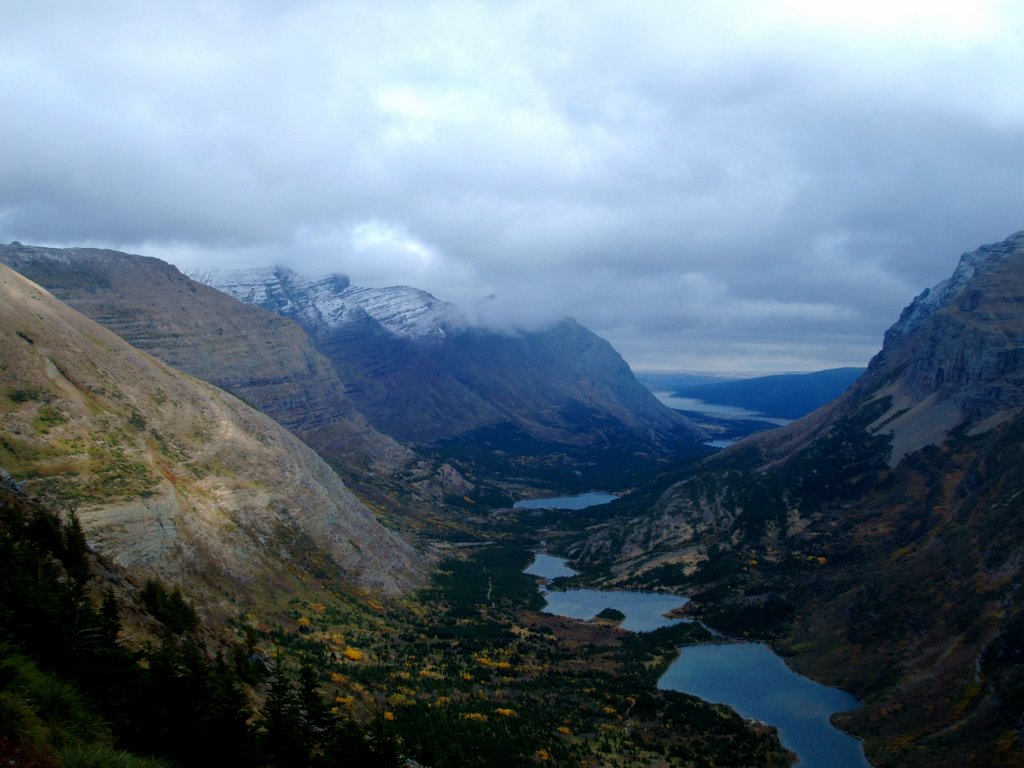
xmin=2 ymin=1 xmax=1023 ymax=373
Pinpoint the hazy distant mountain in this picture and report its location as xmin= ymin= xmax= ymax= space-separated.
xmin=0 ymin=264 xmax=420 ymax=619
xmin=665 ymin=367 xmax=866 ymax=419
xmin=569 ymin=231 xmax=1024 ymax=767
xmin=194 ymin=266 xmax=706 ymax=480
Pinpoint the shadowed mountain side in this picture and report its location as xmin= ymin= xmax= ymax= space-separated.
xmin=0 ymin=264 xmax=421 ymax=618
xmin=0 ymin=244 xmax=411 ymax=479
xmin=194 ymin=266 xmax=705 ymax=453
xmin=567 ymin=231 xmax=1024 ymax=768
xmin=425 ymin=319 xmax=696 ymax=449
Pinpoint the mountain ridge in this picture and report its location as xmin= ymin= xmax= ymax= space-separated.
xmin=662 ymin=367 xmax=866 ymax=420
xmin=193 ymin=264 xmax=706 ymax=482
xmin=0 ymin=262 xmax=422 ymax=618
xmin=0 ymin=243 xmax=422 ymax=499
xmin=566 ymin=230 xmax=1024 ymax=767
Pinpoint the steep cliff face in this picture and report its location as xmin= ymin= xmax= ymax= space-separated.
xmin=568 ymin=231 xmax=1024 ymax=767
xmin=0 ymin=245 xmax=411 ymax=478
xmin=689 ymin=231 xmax=1024 ymax=472
xmin=862 ymin=230 xmax=1024 ymax=420
xmin=0 ymin=264 xmax=421 ymax=616
xmin=194 ymin=266 xmax=703 ymax=452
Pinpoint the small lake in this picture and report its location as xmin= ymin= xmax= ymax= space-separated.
xmin=526 ymin=554 xmax=688 ymax=632
xmin=526 ymin=553 xmax=870 ymax=768
xmin=513 ymin=492 xmax=618 ymax=510
xmin=525 ymin=552 xmax=579 ymax=579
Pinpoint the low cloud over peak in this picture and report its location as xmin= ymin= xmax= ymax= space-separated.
xmin=3 ymin=1 xmax=1023 ymax=373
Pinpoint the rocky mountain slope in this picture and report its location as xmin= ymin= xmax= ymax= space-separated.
xmin=567 ymin=231 xmax=1024 ymax=767
xmin=193 ymin=266 xmax=704 ymax=471
xmin=0 ymin=244 xmax=410 ymax=478
xmin=0 ymin=263 xmax=420 ymax=621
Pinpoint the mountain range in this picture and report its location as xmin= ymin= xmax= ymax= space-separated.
xmin=191 ymin=265 xmax=702 ymax=450
xmin=0 ymin=262 xmax=420 ymax=626
xmin=567 ymin=231 xmax=1024 ymax=767
xmin=659 ymin=367 xmax=866 ymax=420
xmin=0 ymin=246 xmax=704 ymax=500
xmin=4 ymin=231 xmax=1024 ymax=767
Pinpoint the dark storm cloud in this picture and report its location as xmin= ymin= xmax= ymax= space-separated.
xmin=2 ymin=1 xmax=1023 ymax=372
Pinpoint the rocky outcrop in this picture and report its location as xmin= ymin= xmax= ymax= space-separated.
xmin=865 ymin=231 xmax=1024 ymax=417
xmin=0 ymin=264 xmax=421 ymax=613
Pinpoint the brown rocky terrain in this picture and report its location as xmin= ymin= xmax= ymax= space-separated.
xmin=566 ymin=231 xmax=1024 ymax=767
xmin=0 ymin=263 xmax=421 ymax=623
xmin=0 ymin=244 xmax=412 ymax=479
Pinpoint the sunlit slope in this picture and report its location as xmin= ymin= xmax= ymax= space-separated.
xmin=0 ymin=263 xmax=421 ymax=618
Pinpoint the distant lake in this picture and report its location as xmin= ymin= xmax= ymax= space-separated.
xmin=704 ymin=439 xmax=735 ymax=449
xmin=513 ymin=492 xmax=618 ymax=510
xmin=652 ymin=391 xmax=792 ymax=427
xmin=525 ymin=553 xmax=870 ymax=768
xmin=543 ymin=588 xmax=689 ymax=633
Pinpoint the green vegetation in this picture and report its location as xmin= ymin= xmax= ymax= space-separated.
xmin=0 ymin=484 xmax=400 ymax=768
xmin=34 ymin=405 xmax=68 ymax=433
xmin=428 ymin=422 xmax=707 ymax=502
xmin=0 ymin=482 xmax=792 ymax=767
xmin=252 ymin=543 xmax=790 ymax=768
xmin=8 ymin=386 xmax=42 ymax=403
xmin=595 ymin=607 xmax=626 ymax=622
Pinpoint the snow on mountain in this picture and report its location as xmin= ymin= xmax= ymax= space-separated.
xmin=190 ymin=267 xmax=460 ymax=340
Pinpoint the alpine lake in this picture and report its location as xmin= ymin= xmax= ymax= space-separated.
xmin=521 ymin=494 xmax=871 ymax=768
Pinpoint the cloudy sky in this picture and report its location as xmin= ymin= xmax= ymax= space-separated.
xmin=3 ymin=1 xmax=1023 ymax=374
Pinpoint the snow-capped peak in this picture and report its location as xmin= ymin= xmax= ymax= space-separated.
xmin=189 ymin=267 xmax=460 ymax=340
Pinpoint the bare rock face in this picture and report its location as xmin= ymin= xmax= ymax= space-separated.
xmin=866 ymin=231 xmax=1024 ymax=418
xmin=0 ymin=264 xmax=421 ymax=614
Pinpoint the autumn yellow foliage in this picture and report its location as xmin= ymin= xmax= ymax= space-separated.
xmin=343 ymin=647 xmax=364 ymax=661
